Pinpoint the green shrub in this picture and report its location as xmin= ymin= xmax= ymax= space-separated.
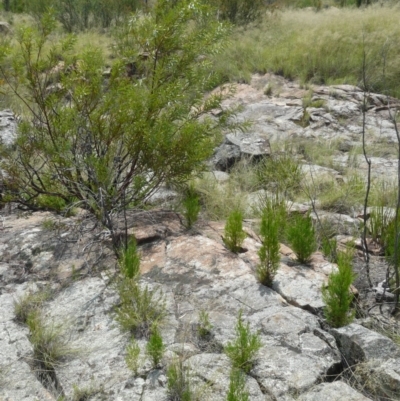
xmin=322 ymin=247 xmax=356 ymax=328
xmin=223 ymin=210 xmax=246 ymax=253
xmin=167 ymin=359 xmax=195 ymax=401
xmin=286 ymin=212 xmax=316 ymax=264
xmin=183 ymin=184 xmax=201 ymax=229
xmin=115 ymin=280 xmax=166 ymax=339
xmin=0 ymin=2 xmax=232 ymax=253
xmin=226 ymin=368 xmax=249 ymax=401
xmin=125 ymin=339 xmax=141 ymax=375
xmin=256 ymin=201 xmax=281 ymax=287
xmin=224 ymin=312 xmax=262 ymax=373
xmin=119 ymin=238 xmax=140 ymax=280
xmin=146 ymin=325 xmax=165 ymax=368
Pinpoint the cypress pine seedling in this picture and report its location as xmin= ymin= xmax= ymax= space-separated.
xmin=223 ymin=210 xmax=246 ymax=253
xmin=322 ymin=248 xmax=356 ymax=328
xmin=256 ymin=201 xmax=281 ymax=287
xmin=286 ymin=212 xmax=316 ymax=264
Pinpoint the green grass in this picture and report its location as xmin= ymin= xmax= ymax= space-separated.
xmin=214 ymin=5 xmax=400 ymax=97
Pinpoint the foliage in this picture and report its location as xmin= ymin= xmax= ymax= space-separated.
xmin=146 ymin=324 xmax=165 ymax=368
xmin=368 ymin=205 xmax=394 ymax=245
xmin=197 ymin=309 xmax=213 ymax=339
xmin=256 ymin=200 xmax=281 ymax=287
xmin=119 ymin=238 xmax=140 ymax=279
xmin=286 ymin=212 xmax=316 ymax=264
xmin=213 ymin=5 xmax=400 ymax=98
xmin=14 ymin=289 xmax=51 ymax=324
xmin=167 ymin=359 xmax=195 ymax=401
xmin=383 ymin=211 xmax=400 ymax=278
xmin=0 ymin=2 xmax=232 ymax=251
xmin=322 ymin=247 xmax=356 ymax=328
xmin=318 ymin=174 xmax=365 ymax=215
xmin=71 ymin=383 xmax=99 ymax=401
xmin=224 ymin=311 xmax=262 ymax=373
xmin=226 ymin=368 xmax=249 ymax=401
xmin=211 ymin=0 xmax=265 ymax=25
xmin=321 ymin=236 xmax=338 ymax=263
xmin=125 ymin=339 xmax=141 ymax=375
xmin=223 ymin=210 xmax=246 ymax=253
xmin=27 ymin=309 xmax=73 ymax=370
xmin=3 ymin=0 xmax=145 ymax=30
xmin=115 ymin=279 xmax=166 ymax=338
xmin=256 ymin=152 xmax=303 ymax=201
xmin=182 ymin=184 xmax=201 ymax=229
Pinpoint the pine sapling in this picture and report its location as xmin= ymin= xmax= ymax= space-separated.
xmin=224 ymin=311 xmax=262 ymax=373
xmin=223 ymin=210 xmax=246 ymax=253
xmin=322 ymin=247 xmax=356 ymax=328
xmin=287 ymin=212 xmax=316 ymax=264
xmin=256 ymin=201 xmax=281 ymax=287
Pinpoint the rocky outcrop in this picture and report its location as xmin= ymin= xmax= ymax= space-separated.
xmin=0 ymin=209 xmax=376 ymax=401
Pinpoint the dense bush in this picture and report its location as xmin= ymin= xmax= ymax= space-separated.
xmin=0 ymin=1 xmax=232 ymax=251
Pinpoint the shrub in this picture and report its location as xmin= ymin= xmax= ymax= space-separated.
xmin=224 ymin=312 xmax=262 ymax=373
xmin=226 ymin=368 xmax=249 ymax=401
xmin=125 ymin=339 xmax=141 ymax=375
xmin=286 ymin=212 xmax=316 ymax=264
xmin=119 ymin=238 xmax=140 ymax=280
xmin=115 ymin=279 xmax=166 ymax=338
xmin=183 ymin=184 xmax=201 ymax=229
xmin=322 ymin=247 xmax=356 ymax=328
xmin=223 ymin=210 xmax=246 ymax=253
xmin=167 ymin=359 xmax=195 ymax=401
xmin=256 ymin=201 xmax=281 ymax=287
xmin=0 ymin=2 xmax=232 ymax=253
xmin=146 ymin=324 xmax=165 ymax=368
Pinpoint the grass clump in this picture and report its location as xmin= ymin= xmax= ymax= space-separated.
xmin=14 ymin=289 xmax=51 ymax=324
xmin=182 ymin=184 xmax=201 ymax=229
xmin=167 ymin=359 xmax=196 ymax=401
xmin=256 ymin=152 xmax=303 ymax=201
xmin=27 ymin=310 xmax=73 ymax=370
xmin=197 ymin=309 xmax=213 ymax=339
xmin=224 ymin=312 xmax=262 ymax=374
xmin=256 ymin=200 xmax=281 ymax=287
xmin=226 ymin=368 xmax=249 ymax=401
xmin=286 ymin=212 xmax=317 ymax=264
xmin=322 ymin=247 xmax=356 ymax=328
xmin=223 ymin=210 xmax=246 ymax=253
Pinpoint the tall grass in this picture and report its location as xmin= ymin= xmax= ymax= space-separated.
xmin=214 ymin=5 xmax=400 ymax=97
